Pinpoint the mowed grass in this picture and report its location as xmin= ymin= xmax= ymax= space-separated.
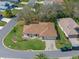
xmin=0 ymin=21 xmax=6 ymax=26
xmin=72 ymin=56 xmax=79 ymax=59
xmin=55 ymin=25 xmax=72 ymax=49
xmin=11 ymin=9 xmax=21 ymax=15
xmin=4 ymin=21 xmax=45 ymax=50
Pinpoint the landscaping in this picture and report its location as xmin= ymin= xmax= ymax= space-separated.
xmin=11 ymin=9 xmax=21 ymax=15
xmin=4 ymin=21 xmax=45 ymax=50
xmin=21 ymin=0 xmax=29 ymax=2
xmin=72 ymin=56 xmax=79 ymax=59
xmin=37 ymin=0 xmax=44 ymax=2
xmin=55 ymin=24 xmax=72 ymax=49
xmin=0 ymin=21 xmax=6 ymax=26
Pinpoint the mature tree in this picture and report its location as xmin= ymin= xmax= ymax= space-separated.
xmin=20 ymin=1 xmax=74 ymax=24
xmin=19 ymin=5 xmax=39 ymax=24
xmin=62 ymin=0 xmax=77 ymax=18
xmin=3 ymin=9 xmax=14 ymax=18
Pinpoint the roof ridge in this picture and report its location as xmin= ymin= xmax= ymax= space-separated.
xmin=39 ymin=23 xmax=49 ymax=35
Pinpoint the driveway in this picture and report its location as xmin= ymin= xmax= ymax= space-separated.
xmin=20 ymin=2 xmax=28 ymax=5
xmin=0 ymin=26 xmax=3 ymax=30
xmin=1 ymin=18 xmax=11 ymax=23
xmin=36 ymin=1 xmax=44 ymax=4
xmin=45 ymin=40 xmax=57 ymax=51
xmin=14 ymin=7 xmax=23 ymax=10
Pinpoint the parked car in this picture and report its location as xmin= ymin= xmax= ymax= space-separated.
xmin=61 ymin=47 xmax=72 ymax=52
xmin=72 ymin=46 xmax=79 ymax=50
xmin=11 ymin=5 xmax=18 ymax=8
xmin=0 ymin=14 xmax=3 ymax=21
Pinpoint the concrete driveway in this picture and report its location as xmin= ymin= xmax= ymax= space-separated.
xmin=0 ymin=26 xmax=3 ymax=30
xmin=20 ymin=2 xmax=28 ymax=5
xmin=45 ymin=40 xmax=57 ymax=51
xmin=14 ymin=7 xmax=23 ymax=10
xmin=1 ymin=18 xmax=11 ymax=23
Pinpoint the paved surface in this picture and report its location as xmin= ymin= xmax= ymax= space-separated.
xmin=36 ymin=1 xmax=44 ymax=4
xmin=1 ymin=18 xmax=12 ymax=23
xmin=0 ymin=26 xmax=3 ymax=30
xmin=20 ymin=2 xmax=28 ymax=5
xmin=14 ymin=7 xmax=23 ymax=10
xmin=45 ymin=40 xmax=57 ymax=51
xmin=0 ymin=58 xmax=23 ymax=59
xmin=59 ymin=57 xmax=72 ymax=59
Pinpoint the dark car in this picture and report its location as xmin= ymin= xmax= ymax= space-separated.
xmin=0 ymin=14 xmax=3 ymax=21
xmin=61 ymin=47 xmax=72 ymax=52
xmin=72 ymin=46 xmax=79 ymax=50
xmin=11 ymin=5 xmax=18 ymax=8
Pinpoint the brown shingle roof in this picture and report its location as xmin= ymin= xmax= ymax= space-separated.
xmin=23 ymin=22 xmax=57 ymax=37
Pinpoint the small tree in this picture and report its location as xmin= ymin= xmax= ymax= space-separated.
xmin=4 ymin=9 xmax=14 ymax=18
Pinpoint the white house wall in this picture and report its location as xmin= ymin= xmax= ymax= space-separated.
xmin=43 ymin=36 xmax=57 ymax=40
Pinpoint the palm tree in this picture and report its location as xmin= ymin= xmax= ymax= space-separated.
xmin=34 ymin=53 xmax=48 ymax=59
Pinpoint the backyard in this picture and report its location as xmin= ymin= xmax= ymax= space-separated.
xmin=4 ymin=21 xmax=45 ymax=50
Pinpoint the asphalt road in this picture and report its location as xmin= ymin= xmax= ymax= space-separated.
xmin=0 ymin=0 xmax=79 ymax=59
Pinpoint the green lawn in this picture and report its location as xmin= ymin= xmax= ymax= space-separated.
xmin=55 ymin=24 xmax=72 ymax=49
xmin=0 ymin=11 xmax=4 ymax=15
xmin=72 ymin=56 xmax=79 ymax=59
xmin=4 ymin=21 xmax=45 ymax=50
xmin=37 ymin=0 xmax=44 ymax=2
xmin=11 ymin=9 xmax=21 ymax=15
xmin=21 ymin=0 xmax=29 ymax=2
xmin=0 ymin=21 xmax=6 ymax=26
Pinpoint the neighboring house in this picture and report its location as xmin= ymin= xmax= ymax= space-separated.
xmin=44 ymin=0 xmax=63 ymax=5
xmin=23 ymin=22 xmax=57 ymax=40
xmin=0 ymin=1 xmax=14 ymax=10
xmin=58 ymin=18 xmax=79 ymax=48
